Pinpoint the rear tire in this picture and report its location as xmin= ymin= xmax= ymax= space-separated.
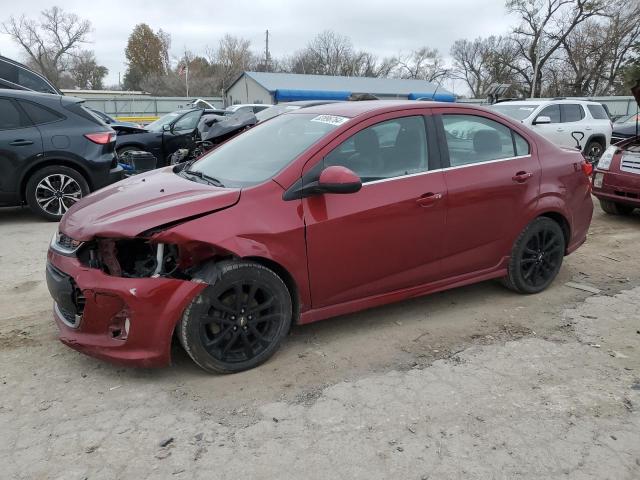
xmin=584 ymin=140 xmax=604 ymax=163
xmin=25 ymin=165 xmax=89 ymax=221
xmin=599 ymin=199 xmax=634 ymax=215
xmin=116 ymin=145 xmax=144 ymax=157
xmin=502 ymin=217 xmax=565 ymax=294
xmin=178 ymin=260 xmax=292 ymax=374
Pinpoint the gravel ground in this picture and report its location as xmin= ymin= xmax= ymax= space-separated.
xmin=0 ymin=205 xmax=639 ymax=479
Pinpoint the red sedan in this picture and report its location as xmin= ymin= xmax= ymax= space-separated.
xmin=46 ymin=101 xmax=593 ymax=373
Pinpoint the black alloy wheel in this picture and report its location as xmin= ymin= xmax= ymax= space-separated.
xmin=179 ymin=261 xmax=292 ymax=374
xmin=502 ymin=217 xmax=566 ymax=294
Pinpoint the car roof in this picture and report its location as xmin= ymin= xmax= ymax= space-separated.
xmin=494 ymin=99 xmax=602 ymax=106
xmin=0 ymin=88 xmax=64 ymax=100
xmin=290 ymin=100 xmax=465 ymax=118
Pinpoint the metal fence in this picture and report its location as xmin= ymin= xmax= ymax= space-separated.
xmin=66 ymin=91 xmax=637 ymax=122
xmin=67 ymin=94 xmax=224 ymax=121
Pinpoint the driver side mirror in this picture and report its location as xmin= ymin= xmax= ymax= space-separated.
xmin=533 ymin=115 xmax=551 ymax=125
xmin=317 ymin=166 xmax=362 ymax=194
xmin=162 ymin=124 xmax=172 ymax=132
xmin=283 ymin=165 xmax=362 ymax=200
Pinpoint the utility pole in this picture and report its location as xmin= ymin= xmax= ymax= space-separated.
xmin=185 ymin=63 xmax=189 ymax=97
xmin=265 ymin=29 xmax=271 ymax=72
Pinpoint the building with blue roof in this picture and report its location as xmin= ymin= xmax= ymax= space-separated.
xmin=225 ymin=71 xmax=456 ymax=105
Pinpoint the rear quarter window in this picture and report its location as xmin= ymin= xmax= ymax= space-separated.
xmin=587 ymin=104 xmax=609 ymax=120
xmin=63 ymin=101 xmax=106 ymax=126
xmin=18 ymin=100 xmax=64 ymax=125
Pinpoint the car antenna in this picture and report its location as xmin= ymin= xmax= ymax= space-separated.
xmin=429 ymin=79 xmax=442 ymax=101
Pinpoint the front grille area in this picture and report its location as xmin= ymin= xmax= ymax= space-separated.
xmin=620 ymin=153 xmax=640 ymax=175
xmin=614 ymin=190 xmax=639 ymax=199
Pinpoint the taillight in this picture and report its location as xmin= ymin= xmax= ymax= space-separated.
xmin=582 ymin=161 xmax=593 ymax=176
xmin=84 ymin=132 xmax=116 ymax=144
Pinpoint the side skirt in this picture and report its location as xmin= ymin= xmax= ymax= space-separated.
xmin=298 ymin=257 xmax=509 ymax=325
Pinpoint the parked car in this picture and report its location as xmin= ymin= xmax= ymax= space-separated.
xmin=47 ymin=101 xmax=593 ymax=373
xmin=0 ymin=89 xmax=122 ymax=220
xmin=490 ymin=99 xmax=612 ymax=161
xmin=611 ymin=112 xmax=640 ymax=144
xmin=0 ymin=55 xmax=61 ymax=95
xmin=592 ymin=86 xmax=640 ymax=215
xmin=114 ymin=107 xmax=226 ymax=166
xmin=255 ymin=100 xmax=342 ymax=122
xmin=226 ymin=103 xmax=272 ymax=114
xmin=87 ymin=108 xmax=142 ymax=130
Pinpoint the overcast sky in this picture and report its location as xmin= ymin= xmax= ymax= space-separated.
xmin=0 ymin=0 xmax=516 ymax=94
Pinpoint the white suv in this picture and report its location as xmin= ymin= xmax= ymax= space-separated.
xmin=490 ymin=99 xmax=612 ymax=160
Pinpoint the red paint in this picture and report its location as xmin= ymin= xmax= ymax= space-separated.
xmin=592 ymin=139 xmax=640 ymax=208
xmin=47 ymin=101 xmax=593 ymax=368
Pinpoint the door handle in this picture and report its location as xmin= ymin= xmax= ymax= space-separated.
xmin=9 ymin=140 xmax=34 ymax=146
xmin=512 ymin=171 xmax=533 ymax=183
xmin=556 ymin=128 xmax=564 ymax=132
xmin=416 ymin=192 xmax=443 ymax=207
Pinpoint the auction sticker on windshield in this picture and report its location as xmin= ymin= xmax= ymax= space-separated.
xmin=311 ymin=115 xmax=349 ymax=126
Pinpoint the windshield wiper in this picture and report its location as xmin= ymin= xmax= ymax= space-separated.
xmin=184 ymin=169 xmax=225 ymax=187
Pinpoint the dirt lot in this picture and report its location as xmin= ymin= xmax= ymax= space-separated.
xmin=1 ymin=204 xmax=639 ymax=479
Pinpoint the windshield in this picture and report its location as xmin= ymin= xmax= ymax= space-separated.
xmin=187 ymin=113 xmax=348 ymax=187
xmin=146 ymin=111 xmax=190 ymax=132
xmin=255 ymin=105 xmax=301 ymax=122
xmin=491 ymin=104 xmax=538 ymax=121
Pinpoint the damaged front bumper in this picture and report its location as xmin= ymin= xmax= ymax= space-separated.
xmin=46 ymin=247 xmax=206 ymax=368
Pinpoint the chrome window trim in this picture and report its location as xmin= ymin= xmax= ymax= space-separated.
xmin=362 ymin=154 xmax=533 ymax=186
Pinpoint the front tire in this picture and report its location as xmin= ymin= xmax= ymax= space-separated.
xmin=25 ymin=166 xmax=89 ymax=221
xmin=599 ymin=199 xmax=634 ymax=215
xmin=178 ymin=260 xmax=292 ymax=374
xmin=502 ymin=217 xmax=565 ymax=294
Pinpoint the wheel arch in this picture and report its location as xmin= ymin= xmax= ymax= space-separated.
xmin=583 ymin=133 xmax=606 ymax=151
xmin=538 ymin=211 xmax=571 ymax=253
xmin=19 ymin=158 xmax=93 ymax=202
xmin=244 ymin=255 xmax=301 ymax=325
xmin=116 ymin=142 xmax=148 ymax=152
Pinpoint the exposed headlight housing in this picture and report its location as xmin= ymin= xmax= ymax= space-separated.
xmin=50 ymin=231 xmax=84 ymax=255
xmin=596 ymin=146 xmax=617 ymax=170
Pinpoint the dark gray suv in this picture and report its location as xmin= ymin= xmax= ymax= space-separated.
xmin=0 ymin=89 xmax=122 ymax=220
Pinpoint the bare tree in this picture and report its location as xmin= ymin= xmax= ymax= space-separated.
xmin=69 ymin=50 xmax=108 ymax=89
xmin=207 ymin=34 xmax=256 ymax=92
xmin=2 ymin=6 xmax=91 ymax=86
xmin=507 ymin=0 xmax=607 ymax=97
xmin=394 ymin=47 xmax=449 ymax=82
xmin=451 ymin=36 xmax=521 ymax=97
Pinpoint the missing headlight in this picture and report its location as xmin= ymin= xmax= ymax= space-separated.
xmin=79 ymin=239 xmax=181 ymax=278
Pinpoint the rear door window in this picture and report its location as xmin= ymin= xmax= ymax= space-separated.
xmin=561 ymin=104 xmax=585 ymax=123
xmin=441 ymin=114 xmax=515 ymax=166
xmin=0 ymin=98 xmax=31 ymax=129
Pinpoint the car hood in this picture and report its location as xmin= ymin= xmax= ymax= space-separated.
xmin=60 ymin=167 xmax=240 ymax=240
